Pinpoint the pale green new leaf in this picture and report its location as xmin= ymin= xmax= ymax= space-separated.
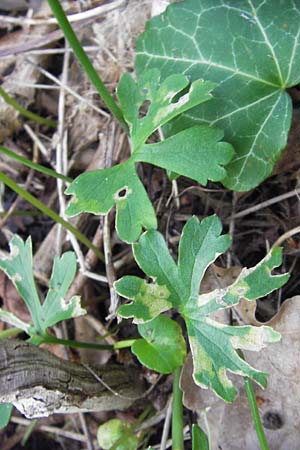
xmin=0 ymin=235 xmax=85 ymax=337
xmin=0 ymin=309 xmax=30 ymax=333
xmin=132 ymin=315 xmax=187 ymax=373
xmin=42 ymin=252 xmax=86 ymax=329
xmin=0 ymin=236 xmax=43 ymax=334
xmin=117 ymin=216 xmax=289 ymax=401
xmin=135 ymin=0 xmax=300 ymax=191
xmin=65 ymin=161 xmax=157 ymax=243
xmin=117 ymin=69 xmax=215 ymax=151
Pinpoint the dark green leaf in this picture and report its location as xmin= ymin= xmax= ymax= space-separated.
xmin=136 ymin=0 xmax=300 ymax=190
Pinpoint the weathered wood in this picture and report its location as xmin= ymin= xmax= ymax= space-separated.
xmin=0 ymin=339 xmax=145 ymax=418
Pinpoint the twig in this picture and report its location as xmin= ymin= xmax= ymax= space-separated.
xmin=272 ymin=225 xmax=300 ymax=249
xmin=0 ymin=0 xmax=126 ymax=26
xmin=160 ymin=396 xmax=173 ymax=450
xmin=11 ymin=417 xmax=87 ymax=443
xmin=26 ymin=59 xmax=110 ymax=118
xmin=226 ymin=187 xmax=300 ymax=222
xmin=78 ymin=413 xmax=95 ymax=450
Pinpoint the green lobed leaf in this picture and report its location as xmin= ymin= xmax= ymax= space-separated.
xmin=66 ymin=68 xmax=234 ymax=243
xmin=132 ymin=228 xmax=184 ymax=305
xmin=41 ymin=252 xmax=86 ymax=328
xmin=0 ymin=309 xmax=30 ymax=333
xmin=135 ymin=0 xmax=300 ymax=191
xmin=117 ymin=216 xmax=289 ymax=401
xmin=136 ymin=126 xmax=234 ymax=184
xmin=0 ymin=236 xmax=43 ymax=334
xmin=116 ymin=276 xmax=172 ymax=323
xmin=132 ymin=315 xmax=187 ymax=373
xmin=117 ymin=69 xmax=216 ymax=151
xmin=0 ymin=235 xmax=85 ymax=337
xmin=66 ymin=161 xmax=157 ymax=243
xmin=178 ymin=215 xmax=231 ymax=302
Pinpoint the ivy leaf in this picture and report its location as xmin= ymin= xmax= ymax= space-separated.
xmin=116 ymin=216 xmax=289 ymax=401
xmin=0 ymin=235 xmax=86 ymax=337
xmin=132 ymin=315 xmax=187 ymax=373
xmin=135 ymin=0 xmax=300 ymax=191
xmin=66 ymin=69 xmax=234 ymax=243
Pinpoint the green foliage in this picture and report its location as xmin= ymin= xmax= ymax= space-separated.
xmin=135 ymin=0 xmax=300 ymax=191
xmin=192 ymin=424 xmax=210 ymax=450
xmin=0 ymin=235 xmax=86 ymax=338
xmin=0 ymin=403 xmax=13 ymax=430
xmin=131 ymin=315 xmax=186 ymax=373
xmin=97 ymin=418 xmax=139 ymax=450
xmin=66 ymin=69 xmax=233 ymax=242
xmin=116 ymin=215 xmax=289 ymax=401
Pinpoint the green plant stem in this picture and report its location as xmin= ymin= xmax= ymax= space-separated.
xmin=47 ymin=0 xmax=129 ymax=134
xmin=42 ymin=334 xmax=113 ymax=350
xmin=244 ymin=377 xmax=269 ymax=450
xmin=0 ymin=171 xmax=104 ymax=262
xmin=0 ymin=86 xmax=56 ymax=128
xmin=114 ymin=338 xmax=137 ymax=349
xmin=172 ymin=366 xmax=184 ymax=450
xmin=0 ymin=146 xmax=72 ymax=183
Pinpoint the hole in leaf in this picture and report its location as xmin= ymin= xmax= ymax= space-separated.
xmin=115 ymin=187 xmax=131 ymax=201
xmin=138 ymin=100 xmax=151 ymax=118
xmin=171 ymin=81 xmax=192 ymax=104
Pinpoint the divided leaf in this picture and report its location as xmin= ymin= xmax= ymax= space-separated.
xmin=66 ymin=162 xmax=157 ymax=243
xmin=116 ymin=276 xmax=172 ymax=323
xmin=117 ymin=69 xmax=216 ymax=151
xmin=66 ymin=69 xmax=234 ymax=243
xmin=132 ymin=315 xmax=187 ymax=373
xmin=41 ymin=252 xmax=86 ymax=329
xmin=117 ymin=216 xmax=289 ymax=401
xmin=136 ymin=0 xmax=300 ymax=191
xmin=0 ymin=235 xmax=86 ymax=337
xmin=136 ymin=126 xmax=234 ymax=184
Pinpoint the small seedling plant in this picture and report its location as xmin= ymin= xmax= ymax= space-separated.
xmin=0 ymin=0 xmax=299 ymax=448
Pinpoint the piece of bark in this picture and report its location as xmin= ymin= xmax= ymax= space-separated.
xmin=0 ymin=339 xmax=145 ymax=419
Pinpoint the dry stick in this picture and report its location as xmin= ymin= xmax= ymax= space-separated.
xmin=11 ymin=417 xmax=87 ymax=443
xmin=0 ymin=17 xmax=93 ymax=58
xmin=78 ymin=413 xmax=95 ymax=450
xmin=0 ymin=0 xmax=126 ymax=26
xmin=27 ymin=59 xmax=109 ymax=118
xmin=272 ymin=225 xmax=300 ymax=249
xmin=226 ymin=187 xmax=300 ymax=222
xmin=55 ymin=43 xmax=69 ymax=256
